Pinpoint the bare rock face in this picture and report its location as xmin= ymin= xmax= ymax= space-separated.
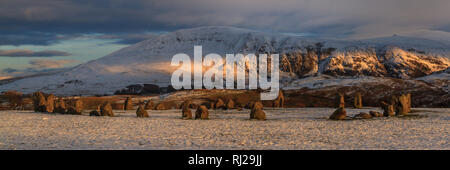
xmin=124 ymin=97 xmax=133 ymax=110
xmin=100 ymin=101 xmax=114 ymax=117
xmin=354 ymin=112 xmax=372 ymax=119
xmin=273 ymin=90 xmax=285 ymax=107
xmin=226 ymin=99 xmax=235 ymax=110
xmin=195 ymin=105 xmax=209 ymax=119
xmin=323 ymin=48 xmax=387 ymax=77
xmin=353 ymin=92 xmax=363 ymax=109
xmin=31 ymin=91 xmax=46 ymax=112
xmin=136 ymin=104 xmax=149 ymax=117
xmin=66 ymin=99 xmax=83 ymax=115
xmin=329 ymin=107 xmax=347 ymax=120
xmin=144 ymin=100 xmax=154 ymax=110
xmin=181 ymin=105 xmax=193 ymax=119
xmin=155 ymin=103 xmax=166 ymax=110
xmin=280 ymin=50 xmax=319 ymax=76
xmin=369 ymin=111 xmax=383 ymax=117
xmin=53 ymin=98 xmax=66 ymax=114
xmin=215 ymin=98 xmax=225 ymax=109
xmin=89 ymin=106 xmax=101 ymax=116
xmin=381 ymin=101 xmax=395 ymax=117
xmin=250 ymin=101 xmax=266 ymax=120
xmin=334 ymin=93 xmax=345 ymax=108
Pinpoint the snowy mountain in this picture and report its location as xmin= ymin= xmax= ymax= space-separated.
xmin=0 ymin=26 xmax=449 ymax=96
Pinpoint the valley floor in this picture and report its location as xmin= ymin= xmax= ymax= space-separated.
xmin=0 ymin=108 xmax=449 ymax=150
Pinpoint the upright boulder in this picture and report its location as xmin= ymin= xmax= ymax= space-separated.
xmin=391 ymin=94 xmax=411 ymax=116
xmin=406 ymin=93 xmax=411 ymax=113
xmin=353 ymin=92 xmax=362 ymax=108
xmin=44 ymin=94 xmax=55 ymax=113
xmin=215 ymin=98 xmax=225 ymax=109
xmin=181 ymin=105 xmax=193 ymax=119
xmin=195 ymin=105 xmax=209 ymax=119
xmin=381 ymin=101 xmax=395 ymax=117
xmin=89 ymin=105 xmax=101 ymax=116
xmin=136 ymin=104 xmax=149 ymax=117
xmin=334 ymin=93 xmax=345 ymax=108
xmin=53 ymin=98 xmax=66 ymax=114
xmin=124 ymin=97 xmax=133 ymax=110
xmin=100 ymin=101 xmax=114 ymax=117
xmin=144 ymin=100 xmax=154 ymax=110
xmin=32 ymin=91 xmax=46 ymax=112
xmin=329 ymin=107 xmax=347 ymax=120
xmin=66 ymin=99 xmax=83 ymax=115
xmin=225 ymin=99 xmax=235 ymax=110
xmin=250 ymin=101 xmax=266 ymax=120
xmin=273 ymin=90 xmax=285 ymax=107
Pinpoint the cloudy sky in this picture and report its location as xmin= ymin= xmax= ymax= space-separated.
xmin=1 ymin=0 xmax=449 ymax=77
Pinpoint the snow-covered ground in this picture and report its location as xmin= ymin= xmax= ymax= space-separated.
xmin=0 ymin=107 xmax=448 ymax=150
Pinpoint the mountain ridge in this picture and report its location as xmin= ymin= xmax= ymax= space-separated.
xmin=0 ymin=26 xmax=449 ymax=95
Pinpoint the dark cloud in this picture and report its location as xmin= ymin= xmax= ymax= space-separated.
xmin=1 ymin=68 xmax=19 ymax=74
xmin=0 ymin=32 xmax=80 ymax=46
xmin=0 ymin=0 xmax=449 ymax=45
xmin=0 ymin=49 xmax=71 ymax=57
xmin=90 ymin=33 xmax=157 ymax=44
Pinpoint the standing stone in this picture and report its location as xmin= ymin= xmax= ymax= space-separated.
xmin=136 ymin=104 xmax=149 ymax=117
xmin=124 ymin=97 xmax=133 ymax=110
xmin=144 ymin=100 xmax=154 ymax=110
xmin=53 ymin=98 xmax=66 ymax=114
xmin=32 ymin=91 xmax=46 ymax=112
xmin=250 ymin=101 xmax=266 ymax=120
xmin=406 ymin=93 xmax=411 ymax=113
xmin=381 ymin=101 xmax=395 ymax=117
xmin=89 ymin=105 xmax=101 ymax=116
xmin=215 ymin=98 xmax=225 ymax=109
xmin=353 ymin=92 xmax=362 ymax=109
xmin=66 ymin=99 xmax=83 ymax=115
xmin=181 ymin=105 xmax=193 ymax=119
xmin=334 ymin=93 xmax=345 ymax=108
xmin=329 ymin=107 xmax=347 ymax=120
xmin=395 ymin=94 xmax=410 ymax=116
xmin=44 ymin=94 xmax=55 ymax=113
xmin=273 ymin=90 xmax=285 ymax=107
xmin=195 ymin=105 xmax=209 ymax=119
xmin=100 ymin=101 xmax=114 ymax=117
xmin=225 ymin=99 xmax=235 ymax=110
